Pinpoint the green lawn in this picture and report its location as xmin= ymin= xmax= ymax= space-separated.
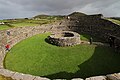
xmin=4 ymin=33 xmax=120 ymax=79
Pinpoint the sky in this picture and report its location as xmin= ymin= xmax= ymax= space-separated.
xmin=0 ymin=0 xmax=120 ymax=19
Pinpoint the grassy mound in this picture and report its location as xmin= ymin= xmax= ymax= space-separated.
xmin=68 ymin=12 xmax=87 ymax=17
xmin=4 ymin=33 xmax=120 ymax=79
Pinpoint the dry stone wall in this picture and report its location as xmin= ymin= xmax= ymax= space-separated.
xmin=66 ymin=16 xmax=120 ymax=42
xmin=0 ymin=17 xmax=120 ymax=80
xmin=48 ymin=31 xmax=81 ymax=46
xmin=0 ymin=22 xmax=64 ymax=80
xmin=64 ymin=15 xmax=120 ymax=50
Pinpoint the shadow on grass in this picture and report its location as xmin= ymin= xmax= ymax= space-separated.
xmin=45 ymin=38 xmax=56 ymax=46
xmin=44 ymin=46 xmax=120 ymax=79
xmin=45 ymin=37 xmax=61 ymax=47
xmin=43 ymin=72 xmax=74 ymax=80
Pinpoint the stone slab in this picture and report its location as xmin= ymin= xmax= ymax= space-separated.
xmin=85 ymin=76 xmax=106 ymax=80
xmin=0 ymin=69 xmax=15 ymax=77
xmin=12 ymin=72 xmax=35 ymax=80
xmin=72 ymin=78 xmax=84 ymax=80
xmin=34 ymin=76 xmax=50 ymax=80
xmin=106 ymin=73 xmax=120 ymax=80
xmin=22 ymin=74 xmax=35 ymax=80
xmin=53 ymin=79 xmax=67 ymax=80
xmin=11 ymin=72 xmax=24 ymax=80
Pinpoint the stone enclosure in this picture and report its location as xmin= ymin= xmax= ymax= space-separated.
xmin=47 ymin=31 xmax=81 ymax=46
xmin=1 ymin=14 xmax=120 ymax=80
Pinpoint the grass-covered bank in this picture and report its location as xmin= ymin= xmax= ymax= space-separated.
xmin=4 ymin=33 xmax=120 ymax=79
xmin=107 ymin=18 xmax=120 ymax=25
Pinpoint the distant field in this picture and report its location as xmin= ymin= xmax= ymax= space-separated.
xmin=4 ymin=33 xmax=120 ymax=79
xmin=11 ymin=22 xmax=39 ymax=27
xmin=0 ymin=17 xmax=62 ymax=30
xmin=11 ymin=19 xmax=55 ymax=27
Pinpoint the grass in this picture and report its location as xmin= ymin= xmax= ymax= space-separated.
xmin=80 ymin=34 xmax=91 ymax=41
xmin=0 ymin=18 xmax=60 ymax=30
xmin=0 ymin=20 xmax=8 ymax=22
xmin=11 ymin=22 xmax=39 ymax=27
xmin=0 ymin=25 xmax=11 ymax=30
xmin=4 ymin=33 xmax=120 ymax=79
xmin=107 ymin=19 xmax=120 ymax=25
xmin=10 ymin=19 xmax=55 ymax=27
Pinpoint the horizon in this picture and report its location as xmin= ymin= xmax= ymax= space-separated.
xmin=1 ymin=12 xmax=120 ymax=20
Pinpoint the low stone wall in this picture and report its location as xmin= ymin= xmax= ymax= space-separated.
xmin=48 ymin=31 xmax=81 ymax=46
xmin=0 ymin=69 xmax=50 ymax=80
xmin=0 ymin=22 xmax=64 ymax=80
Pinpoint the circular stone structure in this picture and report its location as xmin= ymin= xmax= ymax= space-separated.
xmin=48 ymin=31 xmax=81 ymax=46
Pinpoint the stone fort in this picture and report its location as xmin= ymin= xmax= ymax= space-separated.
xmin=0 ymin=12 xmax=120 ymax=80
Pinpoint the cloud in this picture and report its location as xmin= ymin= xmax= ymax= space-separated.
xmin=78 ymin=0 xmax=120 ymax=16
xmin=0 ymin=0 xmax=120 ymax=19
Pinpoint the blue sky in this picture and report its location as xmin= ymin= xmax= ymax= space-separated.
xmin=0 ymin=0 xmax=120 ymax=19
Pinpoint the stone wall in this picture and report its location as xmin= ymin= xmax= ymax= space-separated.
xmin=0 ymin=22 xmax=65 ymax=80
xmin=63 ymin=15 xmax=120 ymax=50
xmin=66 ymin=16 xmax=120 ymax=42
xmin=1 ymin=16 xmax=120 ymax=80
xmin=48 ymin=31 xmax=81 ymax=46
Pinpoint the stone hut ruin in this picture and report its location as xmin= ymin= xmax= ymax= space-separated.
xmin=47 ymin=31 xmax=81 ymax=46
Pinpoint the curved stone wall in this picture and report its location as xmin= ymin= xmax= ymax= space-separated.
xmin=0 ymin=22 xmax=64 ymax=80
xmin=48 ymin=31 xmax=81 ymax=46
xmin=0 ymin=17 xmax=120 ymax=80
